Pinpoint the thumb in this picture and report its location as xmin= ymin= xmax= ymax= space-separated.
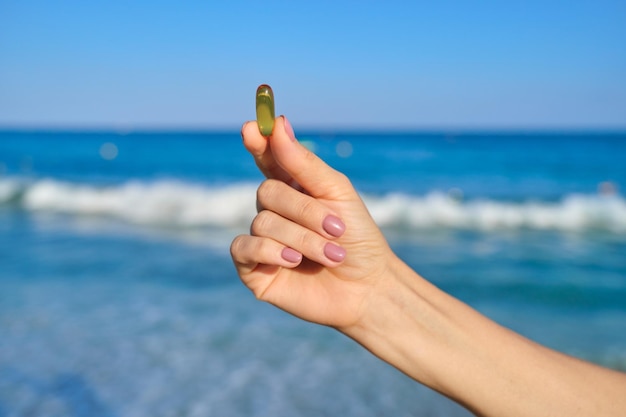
xmin=271 ymin=116 xmax=353 ymax=200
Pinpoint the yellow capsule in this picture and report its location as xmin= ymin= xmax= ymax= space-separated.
xmin=256 ymin=84 xmax=275 ymax=137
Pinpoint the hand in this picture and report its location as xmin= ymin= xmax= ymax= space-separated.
xmin=230 ymin=117 xmax=626 ymax=417
xmin=231 ymin=116 xmax=397 ymax=328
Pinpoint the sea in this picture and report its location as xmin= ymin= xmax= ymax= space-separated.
xmin=1 ymin=130 xmax=625 ymax=417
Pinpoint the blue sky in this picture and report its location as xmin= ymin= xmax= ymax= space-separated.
xmin=1 ymin=0 xmax=625 ymax=130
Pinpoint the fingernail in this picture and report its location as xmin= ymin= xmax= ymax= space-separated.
xmin=283 ymin=115 xmax=296 ymax=142
xmin=281 ymin=247 xmax=302 ymax=263
xmin=324 ymin=243 xmax=346 ymax=263
xmin=323 ymin=215 xmax=346 ymax=237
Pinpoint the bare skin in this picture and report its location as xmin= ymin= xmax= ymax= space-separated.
xmin=230 ymin=116 xmax=626 ymax=417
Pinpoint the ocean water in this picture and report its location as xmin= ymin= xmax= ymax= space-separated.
xmin=1 ymin=130 xmax=625 ymax=416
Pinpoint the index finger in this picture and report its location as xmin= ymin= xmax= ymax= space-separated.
xmin=241 ymin=120 xmax=291 ymax=183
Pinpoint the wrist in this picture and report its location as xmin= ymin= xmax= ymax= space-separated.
xmin=339 ymin=256 xmax=447 ymax=383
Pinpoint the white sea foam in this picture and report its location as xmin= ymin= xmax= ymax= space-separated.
xmin=364 ymin=191 xmax=626 ymax=233
xmin=2 ymin=177 xmax=626 ymax=233
xmin=10 ymin=178 xmax=258 ymax=228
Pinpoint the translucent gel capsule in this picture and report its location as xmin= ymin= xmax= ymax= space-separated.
xmin=256 ymin=84 xmax=275 ymax=137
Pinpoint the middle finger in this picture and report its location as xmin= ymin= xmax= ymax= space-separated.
xmin=256 ymin=179 xmax=345 ymax=239
xmin=251 ymin=210 xmax=345 ymax=266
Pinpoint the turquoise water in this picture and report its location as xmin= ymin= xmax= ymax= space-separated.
xmin=1 ymin=130 xmax=625 ymax=416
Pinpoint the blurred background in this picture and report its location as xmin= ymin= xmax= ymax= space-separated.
xmin=1 ymin=1 xmax=625 ymax=416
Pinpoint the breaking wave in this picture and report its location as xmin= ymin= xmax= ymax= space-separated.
xmin=1 ymin=177 xmax=625 ymax=233
xmin=363 ymin=192 xmax=626 ymax=233
xmin=0 ymin=177 xmax=258 ymax=228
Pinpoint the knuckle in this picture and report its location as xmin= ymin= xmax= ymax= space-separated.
xmin=230 ymin=234 xmax=248 ymax=258
xmin=295 ymin=197 xmax=319 ymax=222
xmin=302 ymin=147 xmax=317 ymax=164
xmin=291 ymin=227 xmax=318 ymax=254
xmin=334 ymin=171 xmax=352 ymax=189
xmin=257 ymin=179 xmax=281 ymax=206
xmin=292 ymin=149 xmax=318 ymax=178
xmin=291 ymin=228 xmax=310 ymax=251
xmin=329 ymin=171 xmax=354 ymax=198
xmin=250 ymin=210 xmax=273 ymax=236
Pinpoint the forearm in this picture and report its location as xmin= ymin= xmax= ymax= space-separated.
xmin=341 ymin=255 xmax=626 ymax=417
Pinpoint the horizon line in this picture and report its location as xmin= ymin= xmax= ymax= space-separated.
xmin=2 ymin=123 xmax=626 ymax=135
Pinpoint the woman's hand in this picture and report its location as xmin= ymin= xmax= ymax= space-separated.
xmin=230 ymin=116 xmax=396 ymax=328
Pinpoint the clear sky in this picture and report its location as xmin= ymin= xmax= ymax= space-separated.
xmin=1 ymin=0 xmax=625 ymax=130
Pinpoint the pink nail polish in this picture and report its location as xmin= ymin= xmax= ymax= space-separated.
xmin=281 ymin=247 xmax=302 ymax=263
xmin=283 ymin=116 xmax=296 ymax=142
xmin=324 ymin=243 xmax=346 ymax=263
xmin=323 ymin=215 xmax=346 ymax=237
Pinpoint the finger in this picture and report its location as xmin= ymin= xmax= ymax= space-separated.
xmin=241 ymin=121 xmax=291 ymax=183
xmin=270 ymin=116 xmax=354 ymax=200
xmin=230 ymin=234 xmax=302 ymax=275
xmin=257 ymin=179 xmax=346 ymax=238
xmin=230 ymin=235 xmax=303 ymax=300
xmin=251 ymin=210 xmax=346 ymax=266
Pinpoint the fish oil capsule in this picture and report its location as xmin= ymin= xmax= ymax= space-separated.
xmin=256 ymin=84 xmax=275 ymax=137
